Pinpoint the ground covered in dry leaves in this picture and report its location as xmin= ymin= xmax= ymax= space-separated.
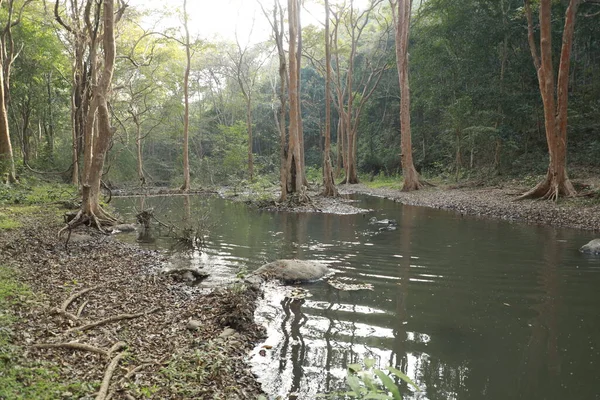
xmin=0 ymin=207 xmax=265 ymax=399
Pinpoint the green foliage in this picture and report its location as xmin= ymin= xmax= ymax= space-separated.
xmin=0 ymin=266 xmax=95 ymax=399
xmin=324 ymin=358 xmax=419 ymax=400
xmin=0 ymin=178 xmax=77 ymax=206
xmin=160 ymin=341 xmax=235 ymax=398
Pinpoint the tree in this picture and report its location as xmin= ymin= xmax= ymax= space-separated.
xmin=286 ymin=0 xmax=305 ymax=197
xmin=260 ymin=0 xmax=288 ymax=201
xmin=0 ymin=0 xmax=31 ymax=183
xmin=322 ymin=0 xmax=337 ymax=197
xmin=330 ymin=0 xmax=389 ymax=184
xmin=519 ymin=0 xmax=582 ymax=200
xmin=391 ymin=0 xmax=425 ymax=191
xmin=180 ymin=0 xmax=191 ymax=191
xmin=60 ymin=0 xmax=124 ymax=231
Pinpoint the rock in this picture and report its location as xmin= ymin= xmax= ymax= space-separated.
xmin=252 ymin=259 xmax=330 ymax=284
xmin=580 ymin=239 xmax=600 ymax=255
xmin=219 ymin=328 xmax=237 ymax=338
xmin=187 ymin=319 xmax=202 ymax=331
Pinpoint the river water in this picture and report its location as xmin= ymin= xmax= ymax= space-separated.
xmin=112 ymin=194 xmax=600 ymax=400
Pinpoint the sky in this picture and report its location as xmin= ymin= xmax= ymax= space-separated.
xmin=127 ymin=0 xmax=321 ymax=46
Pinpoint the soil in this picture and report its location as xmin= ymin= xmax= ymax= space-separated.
xmin=0 ymin=208 xmax=265 ymax=399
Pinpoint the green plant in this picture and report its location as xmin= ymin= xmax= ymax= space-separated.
xmin=326 ymin=358 xmax=419 ymax=400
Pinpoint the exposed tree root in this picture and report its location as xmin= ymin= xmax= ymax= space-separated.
xmin=402 ymin=178 xmax=433 ymax=192
xmin=62 ymin=285 xmax=101 ymax=313
xmin=58 ymin=207 xmax=119 ymax=238
xmin=52 ymin=307 xmax=79 ymax=321
xmin=77 ymin=300 xmax=89 ymax=318
xmin=31 ymin=342 xmax=109 ymax=356
xmin=67 ymin=307 xmax=161 ymax=333
xmin=96 ymin=350 xmax=127 ymax=400
xmin=517 ymin=177 xmax=576 ymax=202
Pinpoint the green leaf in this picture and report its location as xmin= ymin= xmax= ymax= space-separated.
xmin=348 ymin=363 xmax=362 ymax=373
xmin=347 ymin=373 xmax=363 ymax=396
xmin=358 ymin=370 xmax=377 ymax=391
xmin=374 ymin=369 xmax=402 ymax=400
xmin=364 ymin=393 xmax=393 ymax=400
xmin=387 ymin=367 xmax=420 ymax=392
xmin=364 ymin=358 xmax=376 ymax=369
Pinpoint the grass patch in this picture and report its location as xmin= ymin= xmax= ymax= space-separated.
xmin=0 ymin=177 xmax=77 ymax=206
xmin=362 ymin=173 xmax=403 ymax=190
xmin=0 ymin=266 xmax=94 ymax=399
xmin=160 ymin=341 xmax=236 ymax=398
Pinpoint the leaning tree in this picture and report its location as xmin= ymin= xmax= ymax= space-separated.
xmin=60 ymin=0 xmax=125 ymax=232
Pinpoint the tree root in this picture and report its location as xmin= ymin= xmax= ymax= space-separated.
xmin=67 ymin=307 xmax=160 ymax=333
xmin=516 ymin=178 xmax=576 ymax=202
xmin=31 ymin=342 xmax=109 ymax=356
xmin=58 ymin=207 xmax=120 ymax=238
xmin=62 ymin=285 xmax=101 ymax=313
xmin=96 ymin=350 xmax=127 ymax=400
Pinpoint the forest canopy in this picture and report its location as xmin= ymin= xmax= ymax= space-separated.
xmin=0 ymin=0 xmax=598 ymax=192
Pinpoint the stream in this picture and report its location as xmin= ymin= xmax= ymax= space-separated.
xmin=112 ymin=194 xmax=600 ymax=400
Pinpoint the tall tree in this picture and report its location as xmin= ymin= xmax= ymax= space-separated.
xmin=54 ymin=0 xmax=90 ymax=186
xmin=330 ymin=0 xmax=389 ymax=184
xmin=180 ymin=0 xmax=191 ymax=191
xmin=391 ymin=0 xmax=425 ymax=191
xmin=322 ymin=0 xmax=337 ymax=197
xmin=260 ymin=0 xmax=288 ymax=201
xmin=60 ymin=0 xmax=123 ymax=231
xmin=0 ymin=0 xmax=31 ymax=183
xmin=519 ymin=0 xmax=581 ymax=200
xmin=286 ymin=0 xmax=305 ymax=197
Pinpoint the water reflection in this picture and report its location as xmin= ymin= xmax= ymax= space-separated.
xmin=111 ymin=194 xmax=600 ymax=399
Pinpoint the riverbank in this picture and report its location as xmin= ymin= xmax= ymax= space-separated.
xmin=338 ymin=180 xmax=600 ymax=232
xmin=0 ymin=206 xmax=265 ymax=399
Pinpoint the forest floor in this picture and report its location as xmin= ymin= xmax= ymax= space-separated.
xmin=250 ymin=175 xmax=600 ymax=232
xmin=0 ymin=206 xmax=265 ymax=400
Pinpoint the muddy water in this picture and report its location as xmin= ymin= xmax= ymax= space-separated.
xmin=112 ymin=194 xmax=600 ymax=400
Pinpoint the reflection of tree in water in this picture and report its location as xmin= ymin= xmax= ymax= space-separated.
xmin=278 ymin=298 xmax=309 ymax=398
xmin=519 ymin=228 xmax=562 ymax=399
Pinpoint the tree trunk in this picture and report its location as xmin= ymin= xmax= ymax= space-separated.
xmin=392 ymin=0 xmax=424 ymax=191
xmin=246 ymin=96 xmax=254 ymax=182
xmin=135 ymin=116 xmax=145 ymax=186
xmin=286 ymin=0 xmax=304 ymax=196
xmin=180 ymin=0 xmax=191 ymax=192
xmin=0 ymin=0 xmax=17 ymax=183
xmin=61 ymin=0 xmax=120 ymax=232
xmin=520 ymin=0 xmax=579 ymax=201
xmin=0 ymin=51 xmax=15 ymax=183
xmin=322 ymin=0 xmax=337 ymax=197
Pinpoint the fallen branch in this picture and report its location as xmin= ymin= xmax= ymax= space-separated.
xmin=31 ymin=342 xmax=108 ymax=356
xmin=96 ymin=351 xmax=126 ymax=400
xmin=67 ymin=307 xmax=160 ymax=333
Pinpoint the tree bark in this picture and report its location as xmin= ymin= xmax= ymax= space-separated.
xmin=286 ymin=0 xmax=304 ymax=195
xmin=61 ymin=0 xmax=121 ymax=232
xmin=180 ymin=0 xmax=191 ymax=192
xmin=520 ymin=0 xmax=579 ymax=201
xmin=391 ymin=0 xmax=424 ymax=191
xmin=322 ymin=0 xmax=337 ymax=197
